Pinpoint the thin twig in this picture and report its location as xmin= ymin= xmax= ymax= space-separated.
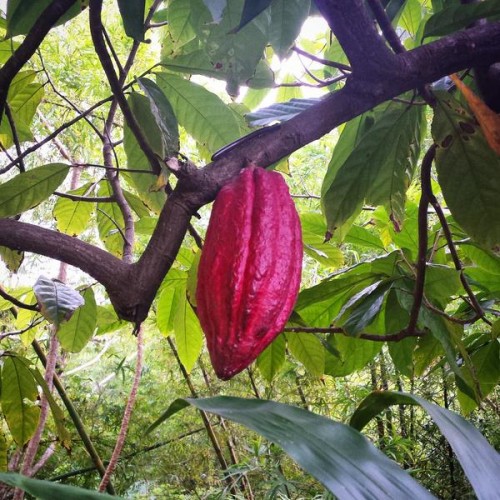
xmin=292 ymin=45 xmax=352 ymax=72
xmin=0 ymin=286 xmax=39 ymax=311
xmin=406 ymin=145 xmax=436 ymax=333
xmin=283 ymin=326 xmax=426 ymax=341
xmin=4 ymin=103 xmax=25 ymax=172
xmin=98 ymin=324 xmax=144 ymax=492
xmin=366 ymin=0 xmax=405 ymax=54
xmin=54 ymin=191 xmax=115 ymax=202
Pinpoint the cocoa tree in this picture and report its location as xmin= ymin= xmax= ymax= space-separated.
xmin=0 ymin=0 xmax=499 ymax=498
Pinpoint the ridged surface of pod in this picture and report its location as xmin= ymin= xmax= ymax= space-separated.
xmin=196 ymin=166 xmax=302 ymax=380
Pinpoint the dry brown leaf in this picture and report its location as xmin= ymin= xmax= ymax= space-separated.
xmin=450 ymin=73 xmax=500 ymax=155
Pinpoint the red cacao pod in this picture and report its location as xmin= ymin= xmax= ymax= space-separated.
xmin=196 ymin=166 xmax=302 ymax=380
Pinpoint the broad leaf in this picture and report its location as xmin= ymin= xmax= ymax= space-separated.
xmin=257 ymin=334 xmax=286 ymax=382
xmin=157 ymin=278 xmax=186 ymax=335
xmin=150 ymin=397 xmax=435 ymax=499
xmin=117 ymin=0 xmax=145 ymax=41
xmin=33 ymin=276 xmax=84 ymax=328
xmin=286 ymin=333 xmax=325 ymax=377
xmin=232 ymin=0 xmax=272 ymax=32
xmin=57 ymin=288 xmax=97 ymax=352
xmin=322 ymin=103 xmax=423 ymax=234
xmin=350 ymin=391 xmax=500 ymax=500
xmin=201 ymin=0 xmax=227 ymax=23
xmin=325 ymin=335 xmax=382 ymax=377
xmin=6 ymin=0 xmax=83 ymax=38
xmin=432 ymin=93 xmax=500 ymax=248
xmin=53 ymin=183 xmax=95 ymax=236
xmin=166 ymin=0 xmax=197 ymax=50
xmin=0 ymin=71 xmax=44 ymax=148
xmin=0 ymin=246 xmax=23 ymax=273
xmin=156 ymin=73 xmax=242 ymax=153
xmin=123 ymin=92 xmax=166 ymax=214
xmin=423 ymin=0 xmax=500 ymax=38
xmin=97 ymin=183 xmax=125 ymax=257
xmin=174 ymin=305 xmax=204 ymax=373
xmin=0 ymin=164 xmax=69 ymax=217
xmin=0 ymin=473 xmax=115 ymax=499
xmin=1 ymin=356 xmax=40 ymax=445
xmin=138 ymin=77 xmax=179 ymax=158
xmin=269 ymin=0 xmax=311 ymax=59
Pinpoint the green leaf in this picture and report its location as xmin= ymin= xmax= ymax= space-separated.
xmin=0 ymin=71 xmax=44 ymax=148
xmin=138 ymin=77 xmax=179 ymax=158
xmin=350 ymin=391 xmax=500 ymax=499
xmin=0 ymin=246 xmax=23 ymax=273
xmin=173 ymin=284 xmax=203 ymax=372
xmin=269 ymin=0 xmax=310 ymax=59
xmin=33 ymin=276 xmax=84 ymax=328
xmin=286 ymin=333 xmax=325 ymax=377
xmin=156 ymin=396 xmax=435 ymax=499
xmin=1 ymin=356 xmax=40 ymax=445
xmin=338 ymin=280 xmax=392 ymax=336
xmin=300 ymin=213 xmax=344 ymax=268
xmin=296 ymin=273 xmax=378 ymax=327
xmin=117 ymin=0 xmax=145 ymax=41
xmin=57 ymin=288 xmax=97 ymax=352
xmin=97 ymin=182 xmax=125 ymax=257
xmin=53 ymin=184 xmax=95 ymax=236
xmin=231 ymin=0 xmax=271 ymax=33
xmin=96 ymin=306 xmax=126 ymax=335
xmin=0 ymin=164 xmax=69 ymax=217
xmin=0 ymin=431 xmax=7 ymax=472
xmin=257 ymin=334 xmax=286 ymax=382
xmin=0 ymin=472 xmax=116 ymax=499
xmin=156 ymin=280 xmax=186 ymax=335
xmin=6 ymin=0 xmax=83 ymax=38
xmin=123 ymin=92 xmax=166 ymax=214
xmin=343 ymin=225 xmax=385 ymax=251
xmin=325 ymin=336 xmax=382 ymax=377
xmin=156 ymin=73 xmax=242 ymax=153
xmin=322 ymin=103 xmax=423 ymax=233
xmin=461 ymin=244 xmax=500 ymax=275
xmin=432 ymin=93 xmax=500 ymax=248
xmin=424 ymin=264 xmax=461 ymax=308
xmin=423 ymin=0 xmax=500 ymax=38
xmin=457 ymin=339 xmax=500 ymax=414
xmin=166 ymin=0 xmax=197 ymax=50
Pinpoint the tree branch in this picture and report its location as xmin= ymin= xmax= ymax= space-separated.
xmin=0 ymin=0 xmax=77 ymax=119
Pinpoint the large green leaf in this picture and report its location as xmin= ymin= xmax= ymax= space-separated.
xmin=53 ymin=183 xmax=95 ymax=236
xmin=269 ymin=0 xmax=310 ymax=59
xmin=296 ymin=273 xmax=378 ymax=327
xmin=0 ymin=472 xmax=116 ymax=499
xmin=96 ymin=182 xmax=125 ymax=257
xmin=350 ymin=391 xmax=500 ymax=500
xmin=423 ymin=0 xmax=500 ymax=38
xmin=1 ymin=356 xmax=40 ymax=445
xmin=457 ymin=338 xmax=500 ymax=414
xmin=165 ymin=0 xmax=197 ymax=50
xmin=138 ymin=77 xmax=179 ymax=158
xmin=322 ymin=103 xmax=423 ymax=233
xmin=156 ymin=73 xmax=242 ymax=154
xmin=325 ymin=335 xmax=382 ymax=377
xmin=191 ymin=0 xmax=270 ymax=94
xmin=150 ymin=397 xmax=434 ymax=499
xmin=286 ymin=333 xmax=325 ymax=377
xmin=300 ymin=212 xmax=344 ymax=268
xmin=117 ymin=0 xmax=145 ymax=41
xmin=0 ymin=246 xmax=23 ymax=273
xmin=257 ymin=334 xmax=286 ymax=382
xmin=432 ymin=93 xmax=500 ymax=248
xmin=232 ymin=0 xmax=272 ymax=32
xmin=6 ymin=0 xmax=83 ymax=37
xmin=123 ymin=92 xmax=166 ymax=214
xmin=156 ymin=275 xmax=186 ymax=335
xmin=33 ymin=276 xmax=84 ymax=328
xmin=0 ymin=71 xmax=44 ymax=148
xmin=174 ymin=304 xmax=203 ymax=373
xmin=0 ymin=163 xmax=69 ymax=217
xmin=57 ymin=288 xmax=97 ymax=352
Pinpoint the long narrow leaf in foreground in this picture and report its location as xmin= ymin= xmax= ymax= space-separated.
xmin=0 ymin=473 xmax=117 ymax=500
xmin=350 ymin=391 xmax=500 ymax=500
xmin=149 ymin=396 xmax=434 ymax=499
